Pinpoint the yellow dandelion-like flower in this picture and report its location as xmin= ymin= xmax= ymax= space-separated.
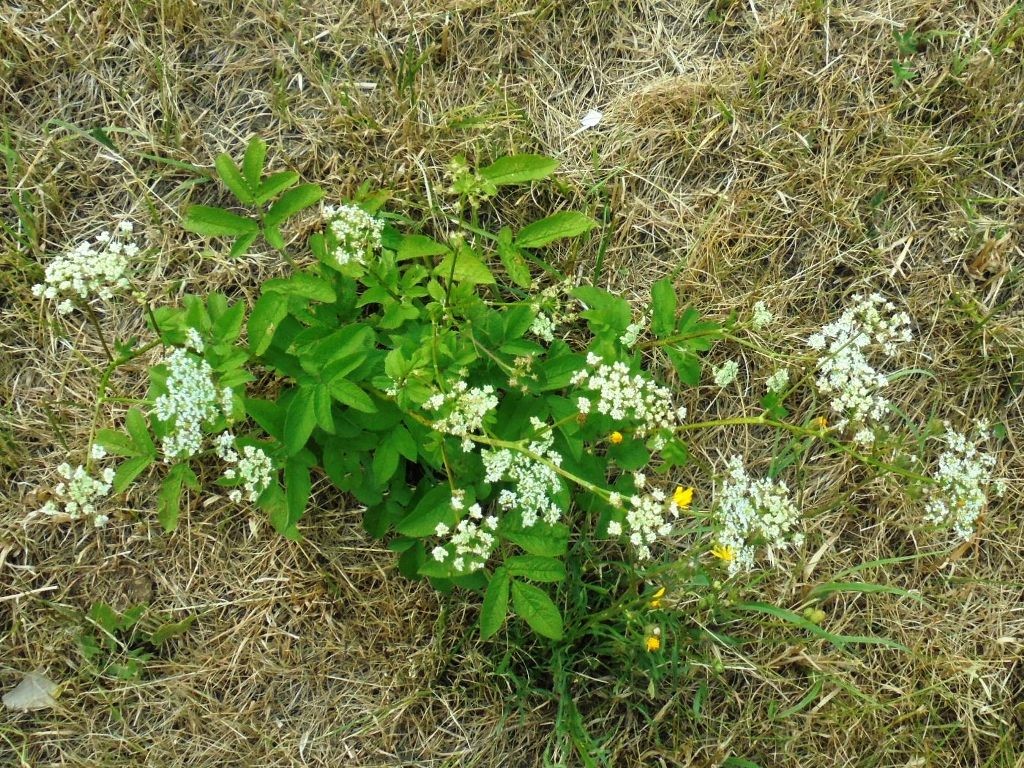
xmin=609 ymin=431 xmax=624 ymax=445
xmin=813 ymin=416 xmax=828 ymax=430
xmin=673 ymin=486 xmax=694 ymax=508
xmin=643 ymin=630 xmax=659 ymax=655
xmin=649 ymin=586 xmax=666 ymax=609
xmin=711 ymin=543 xmax=734 ymax=562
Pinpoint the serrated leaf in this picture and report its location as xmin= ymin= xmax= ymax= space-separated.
xmin=150 ymin=614 xmax=196 ymax=645
xmin=256 ymin=170 xmax=300 ymax=204
xmin=283 ymin=388 xmax=317 ymax=456
xmin=94 ymin=429 xmax=138 ymax=458
xmin=497 ymin=227 xmax=532 ymax=288
xmin=506 ymin=555 xmax=565 ymax=583
xmin=247 ymin=292 xmax=289 ymax=355
xmin=328 ymin=380 xmax=377 ymax=413
xmin=215 ymin=153 xmax=255 ymax=204
xmin=511 ymin=581 xmax=563 ymax=640
xmin=434 ymin=248 xmax=496 ymax=285
xmin=285 ymin=457 xmax=311 ymax=529
xmin=478 ymin=154 xmax=558 ymax=186
xmin=514 ymin=211 xmax=597 ymax=249
xmin=183 ymin=205 xmax=258 ymax=237
xmin=264 ymin=224 xmax=285 ymax=251
xmin=372 ymin=440 xmax=400 ymax=486
xmin=158 ymin=463 xmax=194 ymax=531
xmin=113 ymin=454 xmax=153 ymax=493
xmin=479 ymin=567 xmax=510 ymax=640
xmin=397 ymin=234 xmax=449 ymax=261
xmin=396 ymin=484 xmax=455 ymax=537
xmin=651 ymin=278 xmax=677 ymax=338
xmin=264 ymin=183 xmax=324 ymax=227
xmin=666 ymin=347 xmax=701 ymax=387
xmin=242 ymin=137 xmax=267 ymax=187
xmin=125 ymin=408 xmax=154 ymax=455
xmin=263 ymin=272 xmax=336 ymax=303
xmin=501 ymin=524 xmax=568 ymax=556
xmin=229 ymin=230 xmax=259 ymax=258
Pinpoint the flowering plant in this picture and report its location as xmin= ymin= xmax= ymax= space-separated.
xmin=34 ymin=138 xmax=1004 ymax=762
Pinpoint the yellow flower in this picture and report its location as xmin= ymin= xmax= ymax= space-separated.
xmin=673 ymin=486 xmax=694 ymax=508
xmin=649 ymin=586 xmax=666 ymax=609
xmin=711 ymin=543 xmax=734 ymax=562
xmin=609 ymin=431 xmax=624 ymax=445
xmin=645 ymin=634 xmax=661 ymax=652
xmin=813 ymin=416 xmax=828 ymax=430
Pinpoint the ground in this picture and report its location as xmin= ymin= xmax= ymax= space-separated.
xmin=2 ymin=1 xmax=1023 ymax=766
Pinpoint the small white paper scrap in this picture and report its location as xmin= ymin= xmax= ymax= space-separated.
xmin=580 ymin=109 xmax=603 ymax=129
xmin=3 ymin=672 xmax=59 ymax=712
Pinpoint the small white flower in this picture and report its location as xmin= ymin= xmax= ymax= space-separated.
xmin=435 ymin=522 xmax=450 ymax=536
xmin=32 ymin=224 xmax=137 ymax=313
xmin=713 ymin=360 xmax=740 ymax=387
xmin=322 ymin=204 xmax=384 ymax=266
xmin=607 ymin=520 xmax=622 ymax=536
xmin=426 ymin=382 xmax=498 ymax=443
xmin=765 ymin=368 xmax=790 ymax=394
xmin=924 ymin=427 xmax=998 ymax=541
xmin=90 ymin=444 xmax=107 ymax=461
xmin=619 ymin=322 xmax=643 ymax=348
xmin=751 ymin=301 xmax=774 ymax=331
xmin=40 ymin=462 xmax=114 ymax=528
xmin=153 ymin=349 xmax=231 ymax=461
xmin=529 ymin=312 xmax=556 ymax=343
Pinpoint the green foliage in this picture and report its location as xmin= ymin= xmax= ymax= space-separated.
xmin=78 ymin=603 xmax=194 ymax=681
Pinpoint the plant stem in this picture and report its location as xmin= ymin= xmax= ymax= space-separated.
xmin=84 ymin=303 xmax=115 ymax=363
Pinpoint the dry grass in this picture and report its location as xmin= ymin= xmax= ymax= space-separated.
xmin=2 ymin=0 xmax=1024 ymax=765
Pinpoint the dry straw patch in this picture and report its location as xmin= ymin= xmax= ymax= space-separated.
xmin=2 ymin=0 xmax=1024 ymax=766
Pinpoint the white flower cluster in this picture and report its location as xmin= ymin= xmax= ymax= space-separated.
xmin=529 ymin=312 xmax=556 ymax=343
xmin=807 ymin=293 xmax=912 ymax=441
xmin=432 ymin=496 xmax=498 ymax=573
xmin=571 ymin=353 xmax=684 ymax=436
xmin=153 ymin=349 xmax=233 ymax=461
xmin=606 ymin=482 xmax=686 ymax=560
xmin=425 ymin=381 xmax=498 ymax=451
xmin=713 ymin=360 xmax=740 ymax=387
xmin=619 ymin=321 xmax=644 ymax=348
xmin=765 ymin=368 xmax=790 ymax=393
xmin=32 ymin=222 xmax=138 ymax=314
xmin=715 ymin=456 xmax=804 ymax=575
xmin=323 ymin=204 xmax=384 ymax=266
xmin=924 ymin=426 xmax=1000 ymax=541
xmin=751 ymin=300 xmax=774 ymax=331
xmin=39 ymin=462 xmax=115 ymax=527
xmin=215 ymin=433 xmax=274 ymax=504
xmin=482 ymin=421 xmax=564 ymax=528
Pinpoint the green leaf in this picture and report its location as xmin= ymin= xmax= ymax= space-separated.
xmin=149 ymin=614 xmax=196 ymax=645
xmin=263 ymin=272 xmax=336 ymax=303
xmin=241 ymin=137 xmax=267 ymax=187
xmin=247 ymin=292 xmax=289 ymax=355
xmin=511 ymin=581 xmax=563 ymax=640
xmin=734 ymin=602 xmax=909 ymax=652
xmin=434 ymin=248 xmax=496 ymax=285
xmin=125 ymin=408 xmax=155 ymax=456
xmin=506 ymin=555 xmax=565 ymax=583
xmin=284 ymin=387 xmax=317 ymax=455
xmin=666 ymin=347 xmax=701 ymax=387
xmin=183 ymin=205 xmax=258 ymax=237
xmin=256 ymin=170 xmax=300 ymax=204
xmin=651 ymin=278 xmax=677 ymax=338
xmin=261 ymin=482 xmax=298 ymax=539
xmin=808 ymin=581 xmax=926 ymax=605
xmin=328 ymin=380 xmax=377 ymax=413
xmin=215 ymin=153 xmax=255 ymax=204
xmin=229 ymin=230 xmax=259 ymax=258
xmin=285 ymin=457 xmax=311 ymax=529
xmin=94 ymin=429 xmax=138 ymax=458
xmin=113 ymin=454 xmax=153 ymax=493
xmin=372 ymin=440 xmax=400 ymax=486
xmin=514 ymin=211 xmax=597 ymax=249
xmin=158 ymin=464 xmax=195 ymax=531
xmin=479 ymin=567 xmax=510 ymax=640
xmin=396 ymin=484 xmax=455 ymax=537
xmin=478 ymin=154 xmax=558 ymax=186
xmin=501 ymin=523 xmax=568 ymax=557
xmin=263 ymin=224 xmax=285 ymax=251
xmin=397 ymin=234 xmax=449 ymax=261
xmin=497 ymin=227 xmax=532 ymax=288
xmin=264 ymin=183 xmax=324 ymax=227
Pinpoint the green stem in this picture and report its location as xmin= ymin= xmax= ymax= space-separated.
xmin=84 ymin=303 xmax=115 ymax=363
